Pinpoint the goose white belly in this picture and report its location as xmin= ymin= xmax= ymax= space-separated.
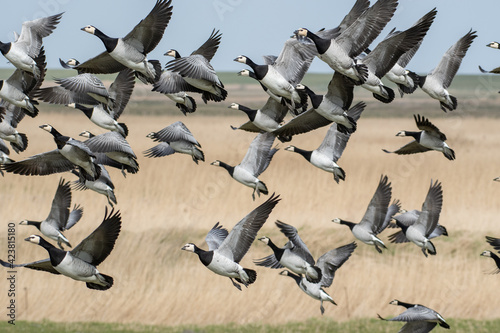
xmin=419 ymin=132 xmax=447 ymax=151
xmin=90 ymin=107 xmax=118 ymax=129
xmin=109 ymin=39 xmax=149 ymax=75
xmin=105 ymin=152 xmax=136 ymax=166
xmin=405 ymin=226 xmax=427 ymax=247
xmin=232 ymin=166 xmax=259 ymax=188
xmin=5 ymin=46 xmax=36 ymax=73
xmin=314 ymin=101 xmax=348 ymax=124
xmin=183 ymin=77 xmax=219 ymax=93
xmin=309 ymin=151 xmax=338 ymax=173
xmin=421 ymin=76 xmax=448 ymax=102
xmin=253 ymin=111 xmax=281 ymax=132
xmin=259 ymin=68 xmax=295 ymax=101
xmin=59 ymin=145 xmax=94 ymax=174
xmin=206 ymin=252 xmax=242 ymax=278
xmin=280 ymin=251 xmax=311 ymax=275
xmin=169 ymin=141 xmax=195 ymax=155
xmin=0 ymin=83 xmax=29 ymax=107
xmin=352 ymin=225 xmax=378 ymax=245
xmin=299 ymin=278 xmax=331 ymax=302
xmin=54 ymin=253 xmax=101 ymax=283
xmin=0 ymin=124 xmax=19 ymax=143
xmin=360 ymin=72 xmax=385 ymax=94
xmin=39 ymin=222 xmax=63 ymax=242
xmin=386 ymin=64 xmax=411 ymax=86
xmin=319 ymin=44 xmax=358 ymax=80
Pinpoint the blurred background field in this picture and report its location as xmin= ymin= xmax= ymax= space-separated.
xmin=1 ymin=72 xmax=500 ymax=331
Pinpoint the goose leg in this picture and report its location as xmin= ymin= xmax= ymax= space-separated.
xmin=421 ymin=247 xmax=429 ymax=257
xmin=374 ymin=244 xmax=382 ymax=254
xmin=320 ymin=301 xmax=325 ymax=315
xmin=230 ymin=278 xmax=242 ymax=291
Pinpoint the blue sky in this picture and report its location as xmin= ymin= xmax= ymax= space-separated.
xmin=0 ymin=0 xmax=498 ymax=75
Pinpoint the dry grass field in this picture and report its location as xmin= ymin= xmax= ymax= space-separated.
xmin=1 ymin=74 xmax=500 ymax=329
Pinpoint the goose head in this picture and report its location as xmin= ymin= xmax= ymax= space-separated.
xmin=181 ymin=243 xmax=196 ymax=252
xmin=25 ymin=235 xmax=41 ymax=245
xmin=284 ymin=145 xmax=296 ymax=152
xmin=332 ymin=218 xmax=342 ymax=224
xmin=487 ymin=41 xmax=500 ymax=49
xmin=81 ymin=25 xmax=97 ymax=34
xmin=481 ymin=250 xmax=492 ymax=257
xmin=79 ymin=131 xmax=93 ymax=139
xmin=233 ymin=55 xmax=248 ymax=64
xmin=66 ymin=58 xmax=80 ymax=66
xmin=389 ymin=299 xmax=400 ymax=306
xmin=237 ymin=69 xmax=251 ymax=77
xmin=39 ymin=124 xmax=53 ymax=133
xmin=164 ymin=49 xmax=180 ymax=58
xmin=228 ymin=103 xmax=240 ymax=110
xmin=395 ymin=131 xmax=406 ymax=137
xmin=295 ymin=28 xmax=309 ymax=37
xmin=258 ymin=236 xmax=270 ymax=245
xmin=19 ymin=220 xmax=28 ymax=225
xmin=210 ymin=160 xmax=221 ymax=166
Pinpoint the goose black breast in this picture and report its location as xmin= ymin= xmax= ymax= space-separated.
xmin=198 ymin=251 xmax=214 ymax=266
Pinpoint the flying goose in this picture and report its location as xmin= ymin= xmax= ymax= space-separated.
xmin=79 ymin=130 xmax=133 ymax=162
xmin=33 ymin=58 xmax=116 ymax=110
xmin=1 ymin=124 xmax=100 ymax=181
xmin=152 ymin=69 xmax=199 ymax=115
xmin=393 ymin=180 xmax=443 ymax=257
xmin=75 ymin=0 xmax=173 ymax=84
xmin=272 ymin=72 xmax=358 ymax=139
xmin=378 ymin=299 xmax=450 ymax=332
xmin=229 ymin=99 xmax=288 ymax=134
xmin=356 ymin=8 xmax=436 ymax=103
xmin=0 ymin=47 xmax=46 ymax=117
xmin=279 ymin=242 xmax=356 ymax=315
xmin=144 ymin=121 xmax=204 ymax=164
xmin=387 ymin=209 xmax=448 ymax=244
xmin=419 ymin=29 xmax=477 ymax=112
xmin=480 ymin=236 xmax=500 ymax=274
xmin=383 ymin=114 xmax=455 ymax=160
xmin=20 ymin=178 xmax=83 ymax=249
xmin=254 ymin=220 xmax=322 ymax=283
xmin=182 ymin=194 xmax=280 ymax=290
xmin=165 ymin=29 xmax=227 ymax=103
xmin=284 ymin=102 xmax=365 ymax=183
xmin=383 ymin=9 xmax=438 ymax=97
xmin=0 ymin=13 xmax=62 ymax=80
xmin=1 ymin=208 xmax=121 ymax=290
xmin=60 ymin=68 xmax=135 ymax=137
xmin=233 ymin=31 xmax=319 ymax=113
xmin=211 ymin=132 xmax=278 ymax=200
xmin=0 ymin=101 xmax=29 ymax=153
xmin=333 ymin=175 xmax=399 ymax=253
xmin=295 ymin=0 xmax=399 ymax=84
xmin=79 ymin=130 xmax=138 ymax=176
xmin=71 ymin=164 xmax=117 ymax=206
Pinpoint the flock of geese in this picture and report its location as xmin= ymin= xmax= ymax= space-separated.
xmin=0 ymin=0 xmax=498 ymax=330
